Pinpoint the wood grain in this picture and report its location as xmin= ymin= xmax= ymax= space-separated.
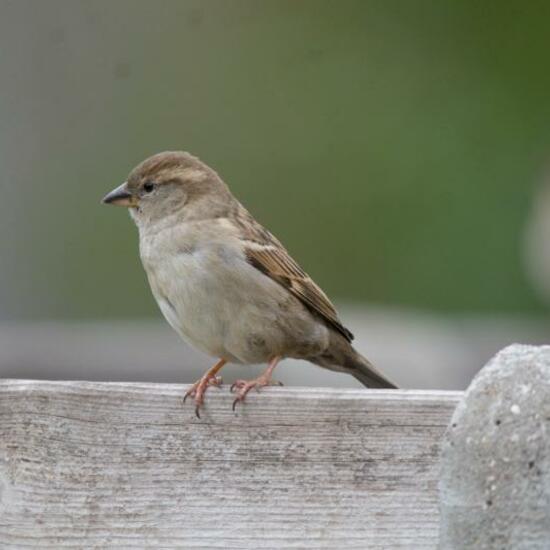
xmin=0 ymin=380 xmax=461 ymax=548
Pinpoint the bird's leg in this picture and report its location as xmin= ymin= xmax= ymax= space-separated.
xmin=231 ymin=356 xmax=283 ymax=410
xmin=183 ymin=358 xmax=227 ymax=418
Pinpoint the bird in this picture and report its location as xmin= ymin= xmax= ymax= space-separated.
xmin=102 ymin=151 xmax=396 ymax=416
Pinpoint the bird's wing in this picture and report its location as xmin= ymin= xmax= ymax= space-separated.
xmin=235 ymin=210 xmax=354 ymax=342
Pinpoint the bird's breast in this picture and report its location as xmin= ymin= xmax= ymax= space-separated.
xmin=138 ymin=227 xmax=329 ymax=363
xmin=141 ymin=238 xmax=230 ymax=354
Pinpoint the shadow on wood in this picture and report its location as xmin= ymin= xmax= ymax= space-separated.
xmin=0 ymin=380 xmax=461 ymax=548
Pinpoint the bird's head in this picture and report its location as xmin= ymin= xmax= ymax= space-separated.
xmin=102 ymin=151 xmax=232 ymax=224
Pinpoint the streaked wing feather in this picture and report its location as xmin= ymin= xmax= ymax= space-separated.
xmin=244 ymin=243 xmax=354 ymax=342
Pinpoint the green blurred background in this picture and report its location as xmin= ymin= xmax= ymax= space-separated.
xmin=1 ymin=1 xmax=549 ymax=388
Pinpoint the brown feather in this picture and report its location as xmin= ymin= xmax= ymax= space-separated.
xmin=237 ymin=208 xmax=354 ymax=342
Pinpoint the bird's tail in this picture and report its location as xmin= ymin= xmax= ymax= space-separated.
xmin=313 ymin=334 xmax=397 ymax=389
xmin=346 ymin=349 xmax=397 ymax=389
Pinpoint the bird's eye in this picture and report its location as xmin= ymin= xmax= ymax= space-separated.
xmin=143 ymin=182 xmax=156 ymax=193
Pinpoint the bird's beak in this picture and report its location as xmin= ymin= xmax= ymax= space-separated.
xmin=102 ymin=182 xmax=138 ymax=207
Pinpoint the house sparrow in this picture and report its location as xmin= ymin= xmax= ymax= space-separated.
xmin=103 ymin=151 xmax=396 ymax=416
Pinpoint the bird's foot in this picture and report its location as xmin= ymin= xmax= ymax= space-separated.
xmin=230 ymin=374 xmax=283 ymax=411
xmin=183 ymin=372 xmax=223 ymax=418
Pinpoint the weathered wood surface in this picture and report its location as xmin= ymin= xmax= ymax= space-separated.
xmin=0 ymin=380 xmax=461 ymax=549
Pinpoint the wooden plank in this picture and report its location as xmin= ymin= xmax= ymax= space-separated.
xmin=0 ymin=380 xmax=461 ymax=548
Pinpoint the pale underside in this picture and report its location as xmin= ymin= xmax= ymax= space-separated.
xmin=136 ymin=214 xmax=336 ymax=365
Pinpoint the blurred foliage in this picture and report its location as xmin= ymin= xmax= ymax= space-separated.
xmin=1 ymin=0 xmax=549 ymax=320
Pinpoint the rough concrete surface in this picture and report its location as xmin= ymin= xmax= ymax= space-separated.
xmin=439 ymin=344 xmax=550 ymax=549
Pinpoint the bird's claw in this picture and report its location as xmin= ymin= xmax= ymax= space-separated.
xmin=230 ymin=377 xmax=283 ymax=411
xmin=230 ymin=378 xmax=282 ymax=393
xmin=183 ymin=374 xmax=223 ymax=416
